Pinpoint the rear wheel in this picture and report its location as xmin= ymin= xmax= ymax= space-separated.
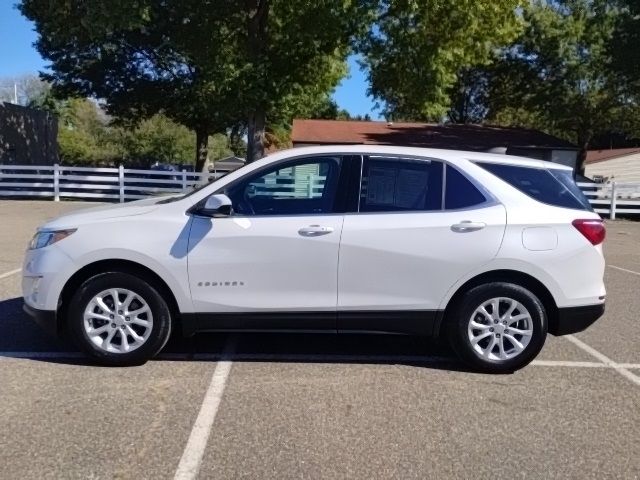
xmin=67 ymin=272 xmax=172 ymax=366
xmin=448 ymin=282 xmax=547 ymax=373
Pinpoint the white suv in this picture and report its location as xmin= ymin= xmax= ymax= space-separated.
xmin=22 ymin=146 xmax=606 ymax=372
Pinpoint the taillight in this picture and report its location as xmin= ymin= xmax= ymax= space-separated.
xmin=572 ymin=219 xmax=606 ymax=245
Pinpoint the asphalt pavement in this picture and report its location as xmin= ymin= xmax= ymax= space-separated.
xmin=0 ymin=200 xmax=638 ymax=479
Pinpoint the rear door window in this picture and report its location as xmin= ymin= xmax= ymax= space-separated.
xmin=477 ymin=163 xmax=593 ymax=211
xmin=359 ymin=156 xmax=443 ymax=212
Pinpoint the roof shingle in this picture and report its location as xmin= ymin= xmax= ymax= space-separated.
xmin=291 ymin=119 xmax=576 ymax=151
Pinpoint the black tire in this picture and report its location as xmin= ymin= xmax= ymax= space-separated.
xmin=67 ymin=272 xmax=172 ymax=366
xmin=447 ymin=282 xmax=547 ymax=373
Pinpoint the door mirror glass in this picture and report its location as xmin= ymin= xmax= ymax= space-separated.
xmin=200 ymin=194 xmax=233 ymax=217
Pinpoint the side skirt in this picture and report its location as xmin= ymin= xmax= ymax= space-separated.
xmin=180 ymin=310 xmax=441 ymax=337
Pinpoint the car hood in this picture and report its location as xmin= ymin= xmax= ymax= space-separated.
xmin=40 ymin=197 xmax=167 ymax=230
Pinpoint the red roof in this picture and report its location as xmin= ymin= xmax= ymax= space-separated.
xmin=291 ymin=119 xmax=576 ymax=151
xmin=585 ymin=148 xmax=640 ymax=164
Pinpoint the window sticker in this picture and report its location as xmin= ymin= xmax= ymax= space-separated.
xmin=395 ymin=168 xmax=429 ymax=208
xmin=366 ymin=167 xmax=397 ymax=205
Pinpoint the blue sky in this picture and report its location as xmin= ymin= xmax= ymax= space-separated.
xmin=0 ymin=2 xmax=381 ymax=119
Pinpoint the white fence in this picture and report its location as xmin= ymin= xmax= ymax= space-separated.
xmin=577 ymin=181 xmax=640 ymax=219
xmin=1 ymin=165 xmax=640 ymax=219
xmin=0 ymin=164 xmax=213 ymax=202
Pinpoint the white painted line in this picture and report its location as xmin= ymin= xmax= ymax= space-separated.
xmin=0 ymin=268 xmax=21 ymax=280
xmin=619 ymin=363 xmax=640 ymax=370
xmin=608 ymin=265 xmax=640 ymax=277
xmin=530 ymin=360 xmax=607 ymax=368
xmin=565 ymin=335 xmax=640 ymax=387
xmin=173 ymin=337 xmax=236 ymax=480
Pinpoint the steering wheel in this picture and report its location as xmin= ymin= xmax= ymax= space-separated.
xmin=236 ymin=186 xmax=255 ymax=215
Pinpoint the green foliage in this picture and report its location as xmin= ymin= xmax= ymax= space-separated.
xmin=56 ymin=98 xmax=118 ymax=165
xmin=110 ymin=115 xmax=197 ymax=166
xmin=52 ymin=98 xmax=237 ymax=166
xmin=485 ymin=0 xmax=639 ymax=168
xmin=19 ymin=0 xmax=373 ymax=164
xmin=610 ymin=0 xmax=640 ymax=92
xmin=360 ymin=0 xmax=523 ymax=120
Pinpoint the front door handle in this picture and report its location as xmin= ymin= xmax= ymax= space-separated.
xmin=451 ymin=221 xmax=486 ymax=233
xmin=298 ymin=225 xmax=334 ymax=237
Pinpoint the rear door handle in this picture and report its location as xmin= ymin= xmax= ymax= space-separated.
xmin=298 ymin=225 xmax=334 ymax=237
xmin=451 ymin=221 xmax=486 ymax=233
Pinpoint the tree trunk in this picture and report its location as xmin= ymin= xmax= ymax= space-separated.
xmin=246 ymin=109 xmax=265 ymax=163
xmin=245 ymin=0 xmax=269 ymax=163
xmin=575 ymin=134 xmax=591 ymax=177
xmin=195 ymin=129 xmax=209 ymax=173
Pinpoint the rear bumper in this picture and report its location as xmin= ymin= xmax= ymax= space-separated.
xmin=23 ymin=302 xmax=59 ymax=337
xmin=550 ymin=303 xmax=605 ymax=336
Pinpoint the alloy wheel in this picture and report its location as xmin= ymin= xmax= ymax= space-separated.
xmin=83 ymin=288 xmax=154 ymax=354
xmin=467 ymin=297 xmax=533 ymax=361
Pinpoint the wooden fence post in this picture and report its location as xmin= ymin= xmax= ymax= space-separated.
xmin=53 ymin=164 xmax=60 ymax=202
xmin=118 ymin=164 xmax=125 ymax=203
xmin=609 ymin=182 xmax=617 ymax=220
xmin=182 ymin=169 xmax=187 ymax=192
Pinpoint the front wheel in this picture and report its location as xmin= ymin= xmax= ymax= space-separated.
xmin=448 ymin=282 xmax=548 ymax=373
xmin=67 ymin=272 xmax=172 ymax=366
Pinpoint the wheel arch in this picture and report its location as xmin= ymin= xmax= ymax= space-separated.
xmin=437 ymin=269 xmax=559 ymax=337
xmin=57 ymin=259 xmax=182 ymax=336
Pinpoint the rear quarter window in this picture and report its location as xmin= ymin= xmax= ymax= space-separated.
xmin=477 ymin=163 xmax=593 ymax=211
xmin=445 ymin=165 xmax=487 ymax=209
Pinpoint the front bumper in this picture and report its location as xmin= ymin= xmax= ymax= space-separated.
xmin=23 ymin=302 xmax=59 ymax=337
xmin=550 ymin=303 xmax=605 ymax=336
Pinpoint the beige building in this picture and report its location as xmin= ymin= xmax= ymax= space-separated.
xmin=585 ymin=148 xmax=640 ymax=183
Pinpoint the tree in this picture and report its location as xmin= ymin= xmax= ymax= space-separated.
xmin=110 ymin=115 xmax=197 ymax=167
xmin=485 ymin=0 xmax=639 ymax=173
xmin=56 ymin=98 xmax=118 ymax=165
xmin=359 ymin=0 xmax=523 ymax=121
xmin=52 ymin=97 xmax=236 ymax=167
xmin=610 ymin=0 xmax=640 ymax=86
xmin=0 ymin=74 xmax=52 ymax=108
xmin=20 ymin=0 xmax=242 ymax=171
xmin=20 ymin=0 xmax=372 ymax=166
xmin=446 ymin=68 xmax=490 ymax=124
xmin=223 ymin=1 xmax=373 ymax=162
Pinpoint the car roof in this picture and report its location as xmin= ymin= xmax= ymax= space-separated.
xmin=266 ymin=144 xmax=572 ymax=171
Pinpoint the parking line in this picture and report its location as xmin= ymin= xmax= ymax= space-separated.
xmin=0 ymin=268 xmax=21 ymax=280
xmin=608 ymin=265 xmax=640 ymax=277
xmin=565 ymin=335 xmax=640 ymax=387
xmin=619 ymin=363 xmax=640 ymax=369
xmin=173 ymin=337 xmax=236 ymax=480
xmin=530 ymin=360 xmax=608 ymax=368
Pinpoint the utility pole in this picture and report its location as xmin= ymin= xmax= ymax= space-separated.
xmin=14 ymin=83 xmax=18 ymax=104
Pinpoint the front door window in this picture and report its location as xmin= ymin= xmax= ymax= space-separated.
xmin=226 ymin=157 xmax=341 ymax=215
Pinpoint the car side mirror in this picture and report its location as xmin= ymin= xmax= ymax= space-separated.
xmin=198 ymin=194 xmax=233 ymax=217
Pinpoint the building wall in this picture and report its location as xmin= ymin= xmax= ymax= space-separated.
xmin=0 ymin=102 xmax=58 ymax=165
xmin=585 ymin=154 xmax=640 ymax=183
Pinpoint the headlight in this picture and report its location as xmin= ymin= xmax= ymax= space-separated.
xmin=29 ymin=229 xmax=77 ymax=250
